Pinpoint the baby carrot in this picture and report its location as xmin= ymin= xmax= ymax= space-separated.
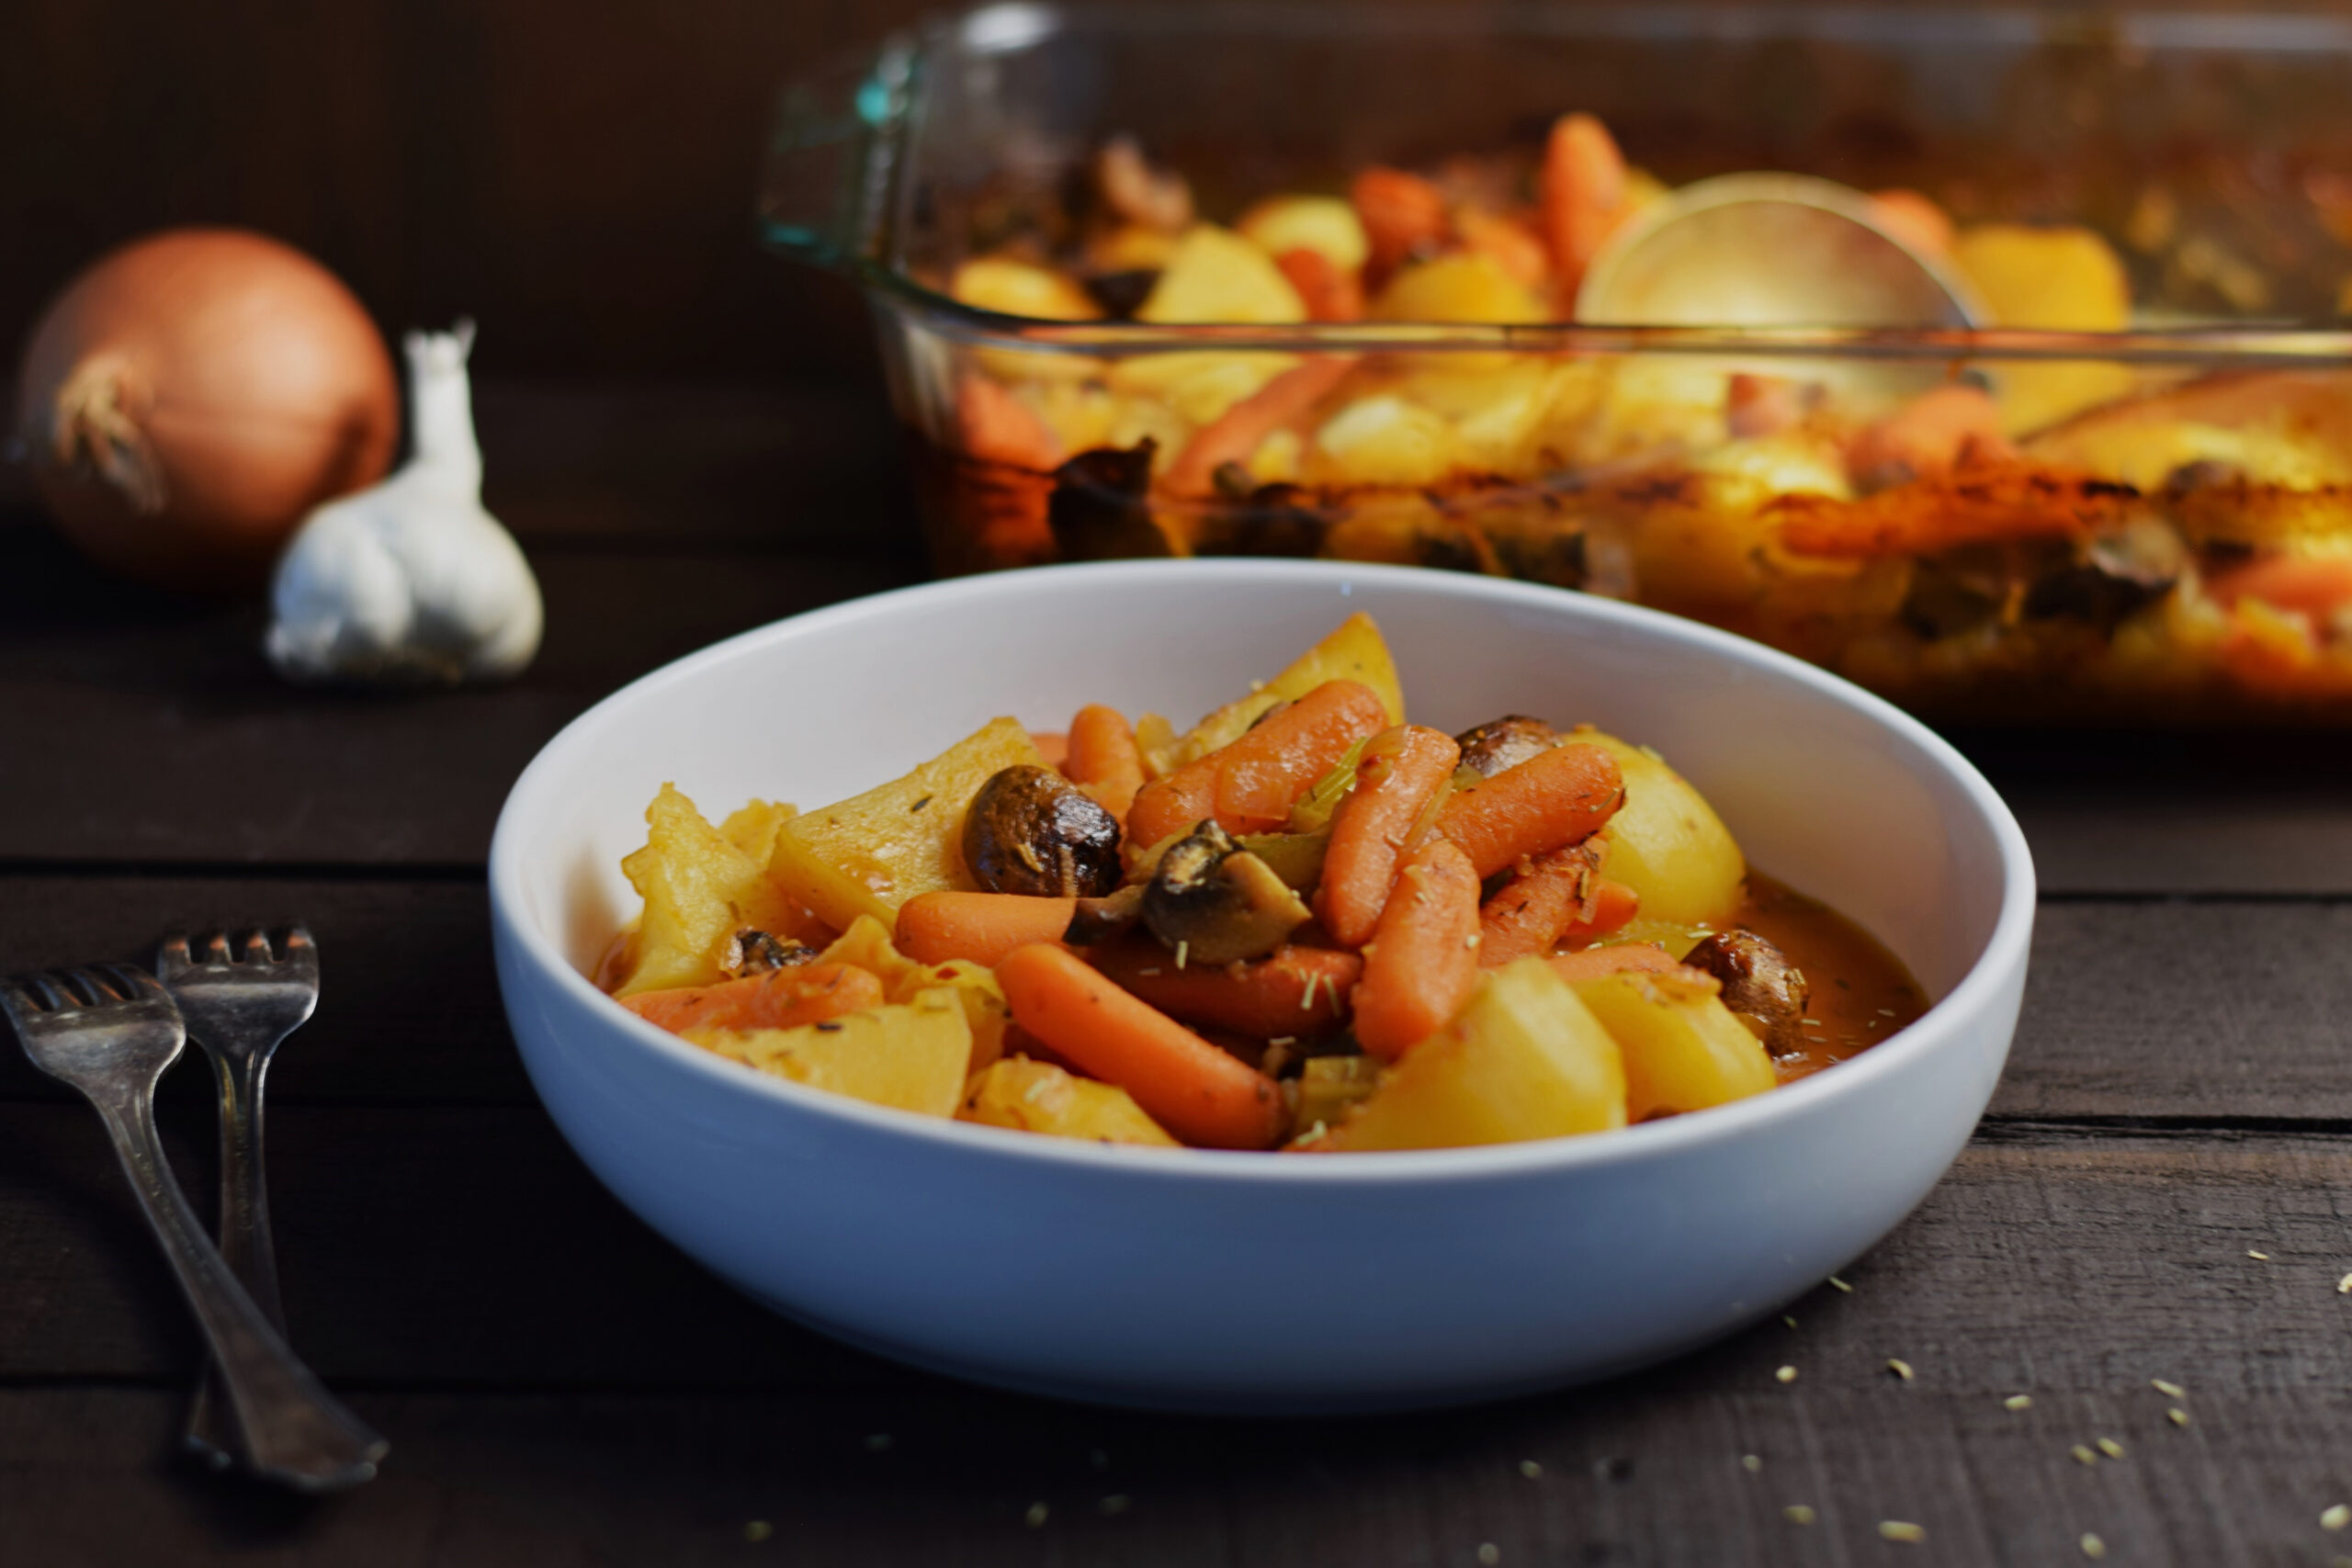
xmin=2207 ymin=554 xmax=2352 ymax=617
xmin=1316 ymin=724 xmax=1463 ymax=949
xmin=954 ymin=375 xmax=1062 ymax=471
xmin=1165 ymin=355 xmax=1355 ymax=496
xmin=1126 ymin=679 xmax=1391 ymax=848
xmin=1351 ymin=838 xmax=1482 ymax=1060
xmin=1088 ymin=937 xmax=1360 ymax=1038
xmin=1274 ymin=249 xmax=1365 ymax=322
xmin=1540 ymin=112 xmax=1627 ymax=301
xmin=1064 ymin=704 xmax=1147 ymax=821
xmin=1028 ymin=730 xmax=1070 ymax=770
xmin=1476 ymin=841 xmax=1605 ymax=966
xmin=1351 ymin=165 xmax=1450 ymax=286
xmin=620 ymin=963 xmax=885 ymax=1035
xmin=896 ymin=892 xmax=1076 ymax=968
xmin=1546 ymin=944 xmax=1685 ymax=984
xmin=1425 ymin=741 xmax=1624 ymax=879
xmin=1558 ymin=877 xmax=1640 ymax=947
xmin=995 ymin=943 xmax=1286 ymax=1149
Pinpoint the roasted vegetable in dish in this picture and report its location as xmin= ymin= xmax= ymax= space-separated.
xmin=597 ymin=615 xmax=1926 ymax=1151
xmin=906 ymin=111 xmax=2352 ymax=722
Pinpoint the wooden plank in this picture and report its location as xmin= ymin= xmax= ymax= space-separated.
xmin=8 ymin=888 xmax=2349 ymax=1122
xmin=0 ymin=533 xmax=919 ymax=864
xmin=6 ymin=1101 xmax=2351 ymax=1398
xmin=0 ymin=878 xmax=524 ymax=1105
xmin=2 ymin=1359 xmax=2349 ymax=1563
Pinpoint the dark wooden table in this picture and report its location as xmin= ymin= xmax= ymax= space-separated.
xmin=5 ymin=380 xmax=2351 ymax=1567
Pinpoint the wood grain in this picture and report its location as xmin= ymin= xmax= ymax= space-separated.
xmin=6 ymin=1103 xmax=2351 ymax=1398
xmin=0 ymin=526 xmax=919 ymax=865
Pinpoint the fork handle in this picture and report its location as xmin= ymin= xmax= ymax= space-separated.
xmin=187 ymin=1048 xmax=284 ymax=1462
xmin=86 ymin=1084 xmax=385 ymax=1492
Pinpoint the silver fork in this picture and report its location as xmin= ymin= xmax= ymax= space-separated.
xmin=0 ymin=964 xmax=385 ymax=1491
xmin=155 ymin=928 xmax=321 ymax=1469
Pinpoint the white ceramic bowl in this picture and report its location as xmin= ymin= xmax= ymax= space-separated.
xmin=490 ymin=559 xmax=2033 ymax=1414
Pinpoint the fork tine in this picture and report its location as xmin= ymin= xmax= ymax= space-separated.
xmin=0 ymin=977 xmax=41 ymax=1026
xmin=104 ymin=964 xmax=167 ymax=1003
xmin=241 ymin=929 xmax=275 ymax=964
xmin=203 ymin=932 xmax=234 ymax=965
xmin=158 ymin=933 xmax=194 ymax=975
xmin=66 ymin=967 xmax=125 ymax=1005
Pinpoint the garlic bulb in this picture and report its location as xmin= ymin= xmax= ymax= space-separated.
xmin=266 ymin=322 xmax=542 ymax=685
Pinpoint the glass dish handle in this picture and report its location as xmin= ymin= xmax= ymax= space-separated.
xmin=758 ymin=38 xmax=916 ymax=266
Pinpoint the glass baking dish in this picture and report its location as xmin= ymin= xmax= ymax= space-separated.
xmin=761 ymin=4 xmax=2352 ymax=722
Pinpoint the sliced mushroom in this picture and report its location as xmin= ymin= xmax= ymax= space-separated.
xmin=1065 ymin=882 xmax=1147 ymax=947
xmin=962 ymin=765 xmax=1124 ymax=898
xmin=1454 ymin=715 xmax=1557 ymax=778
xmin=1093 ymin=135 xmax=1193 ymax=233
xmin=2022 ymin=515 xmax=2187 ymax=633
xmin=722 ymin=928 xmax=820 ymax=976
xmin=1680 ymin=929 xmax=1811 ymax=1056
xmin=1048 ymin=441 xmax=1186 ymax=561
xmin=1141 ymin=819 xmax=1313 ymax=965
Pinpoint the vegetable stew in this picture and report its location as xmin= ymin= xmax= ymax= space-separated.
xmin=595 ymin=615 xmax=1925 ymax=1151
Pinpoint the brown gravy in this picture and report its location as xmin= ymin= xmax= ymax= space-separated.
xmin=1729 ymin=873 xmax=1929 ymax=1084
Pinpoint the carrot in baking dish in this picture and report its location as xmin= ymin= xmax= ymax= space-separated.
xmin=1540 ymin=112 xmax=1627 ymax=302
xmin=995 ymin=943 xmax=1286 ymax=1150
xmin=1087 ymin=938 xmax=1359 ymax=1039
xmin=1423 ymin=740 xmax=1623 ymax=878
xmin=1125 ymin=678 xmax=1391 ymax=849
xmin=1351 ymin=166 xmax=1450 ymax=287
xmin=1351 ymin=838 xmax=1482 ymax=1060
xmin=1476 ymin=841 xmax=1605 ymax=966
xmin=620 ymin=963 xmax=886 ymax=1035
xmin=896 ymin=892 xmax=1076 ymax=968
xmin=1063 ymin=704 xmax=1147 ymax=822
xmin=1165 ymin=355 xmax=1356 ymax=496
xmin=1316 ymin=724 xmax=1462 ymax=949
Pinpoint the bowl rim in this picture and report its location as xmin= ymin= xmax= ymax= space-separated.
xmin=490 ymin=558 xmax=2036 ymax=1185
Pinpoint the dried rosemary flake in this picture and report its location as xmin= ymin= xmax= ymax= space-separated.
xmin=1782 ymin=1314 xmax=1799 ymax=1328
xmin=1783 ymin=1506 xmax=1816 ymax=1526
xmin=1024 ymin=1501 xmax=1049 ymax=1528
xmin=2151 ymin=1378 xmax=2187 ymax=1399
xmin=2167 ymin=1407 xmax=2190 ymax=1427
xmin=2325 ymin=1504 xmax=2351 ymax=1531
xmin=1828 ymin=1275 xmax=1852 ymax=1293
xmin=1742 ymin=1454 xmax=1763 ymax=1473
xmin=2081 ymin=1532 xmax=2108 ymax=1560
xmin=1518 ymin=1460 xmax=1543 ymax=1480
xmin=2072 ymin=1445 xmax=2099 ymax=1466
xmin=1887 ymin=1358 xmax=1915 ymax=1382
xmin=1174 ymin=941 xmax=1188 ymax=971
xmin=1775 ymin=1365 xmax=1799 ymax=1384
xmin=2097 ymin=1438 xmax=2125 ymax=1460
xmin=2248 ymin=1249 xmax=2271 ymax=1260
xmin=1879 ymin=1521 xmax=1927 ymax=1544
xmin=2337 ymin=1271 xmax=2352 ymax=1294
xmin=2005 ymin=1394 xmax=2034 ymax=1411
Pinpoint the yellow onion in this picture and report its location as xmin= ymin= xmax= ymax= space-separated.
xmin=14 ymin=228 xmax=400 ymax=592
